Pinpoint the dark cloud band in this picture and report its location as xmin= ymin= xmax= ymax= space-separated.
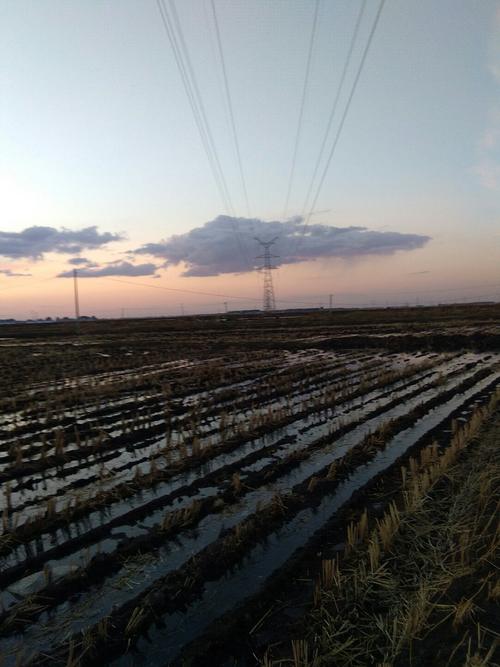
xmin=0 ymin=226 xmax=124 ymax=260
xmin=132 ymin=215 xmax=431 ymax=277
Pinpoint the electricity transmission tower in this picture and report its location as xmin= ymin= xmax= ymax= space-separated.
xmin=255 ymin=237 xmax=278 ymax=312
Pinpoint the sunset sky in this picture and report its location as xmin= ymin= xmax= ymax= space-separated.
xmin=1 ymin=0 xmax=499 ymax=319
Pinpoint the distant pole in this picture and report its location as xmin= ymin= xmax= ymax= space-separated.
xmin=329 ymin=293 xmax=333 ymax=310
xmin=255 ymin=236 xmax=279 ymax=312
xmin=223 ymin=301 xmax=228 ymax=313
xmin=180 ymin=303 xmax=185 ymax=316
xmin=73 ymin=269 xmax=80 ymax=333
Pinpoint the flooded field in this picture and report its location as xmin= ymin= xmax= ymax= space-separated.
xmin=0 ymin=307 xmax=499 ymax=666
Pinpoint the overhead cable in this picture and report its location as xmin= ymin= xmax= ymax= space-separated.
xmin=156 ymin=0 xmax=251 ymax=269
xmin=282 ymin=0 xmax=321 ymax=220
xmin=300 ymin=0 xmax=367 ymax=219
xmin=295 ymin=0 xmax=386 ymax=255
xmin=210 ymin=0 xmax=252 ymax=219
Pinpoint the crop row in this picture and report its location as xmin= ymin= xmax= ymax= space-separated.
xmin=0 ymin=354 xmax=453 ymax=554
xmin=0 ymin=353 xmax=497 ymax=665
xmin=3 ymin=363 xmax=497 ymax=666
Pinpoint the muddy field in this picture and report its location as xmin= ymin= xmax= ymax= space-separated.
xmin=0 ymin=306 xmax=499 ymax=666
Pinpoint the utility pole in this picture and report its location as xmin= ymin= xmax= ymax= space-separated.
xmin=223 ymin=301 xmax=228 ymax=314
xmin=329 ymin=293 xmax=334 ymax=310
xmin=73 ymin=268 xmax=80 ymax=334
xmin=255 ymin=236 xmax=278 ymax=312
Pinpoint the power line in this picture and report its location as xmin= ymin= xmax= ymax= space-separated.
xmin=167 ymin=0 xmax=252 ymax=270
xmin=300 ymin=0 xmax=367 ymax=219
xmin=210 ymin=0 xmax=251 ymax=218
xmin=295 ymin=0 xmax=386 ymax=255
xmin=166 ymin=0 xmax=252 ymax=269
xmin=101 ymin=275 xmax=261 ymax=302
xmin=156 ymin=0 xmax=227 ymax=210
xmin=93 ymin=275 xmax=500 ymax=302
xmin=159 ymin=0 xmax=232 ymax=213
xmin=97 ymin=276 xmax=327 ymax=306
xmin=282 ymin=0 xmax=321 ymax=220
xmin=156 ymin=0 xmax=251 ymax=270
xmin=5 ymin=273 xmax=499 ymax=320
xmin=99 ymin=276 xmax=498 ymax=308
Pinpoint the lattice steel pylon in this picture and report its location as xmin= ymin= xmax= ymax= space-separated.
xmin=255 ymin=236 xmax=279 ymax=312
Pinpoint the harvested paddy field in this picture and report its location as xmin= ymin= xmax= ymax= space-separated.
xmin=0 ymin=304 xmax=499 ymax=666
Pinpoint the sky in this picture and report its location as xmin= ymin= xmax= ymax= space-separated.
xmin=0 ymin=0 xmax=499 ymax=319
